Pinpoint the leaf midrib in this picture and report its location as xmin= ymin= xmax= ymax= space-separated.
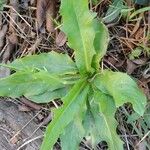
xmin=71 ymin=1 xmax=90 ymax=72
xmin=101 ymin=114 xmax=116 ymax=149
xmin=41 ymin=79 xmax=88 ymax=149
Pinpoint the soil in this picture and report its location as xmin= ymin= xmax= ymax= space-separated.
xmin=0 ymin=99 xmax=43 ymax=150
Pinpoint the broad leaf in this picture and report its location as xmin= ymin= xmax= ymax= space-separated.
xmin=92 ymin=19 xmax=109 ymax=69
xmin=40 ymin=79 xmax=89 ymax=150
xmin=0 ymin=71 xmax=71 ymax=102
xmin=93 ymin=70 xmax=147 ymax=115
xmin=60 ymin=117 xmax=84 ymax=150
xmin=28 ymin=87 xmax=69 ymax=103
xmin=6 ymin=51 xmax=78 ymax=75
xmin=92 ymin=91 xmax=124 ymax=149
xmin=83 ymin=106 xmax=100 ymax=147
xmin=60 ymin=0 xmax=96 ymax=74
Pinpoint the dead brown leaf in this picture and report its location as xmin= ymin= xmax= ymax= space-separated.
xmin=9 ymin=0 xmax=19 ymax=33
xmin=36 ymin=0 xmax=57 ymax=33
xmin=0 ymin=33 xmax=17 ymax=78
xmin=56 ymin=31 xmax=67 ymax=46
xmin=138 ymin=78 xmax=150 ymax=100
xmin=135 ymin=28 xmax=144 ymax=40
xmin=132 ymin=57 xmax=148 ymax=65
xmin=130 ymin=14 xmax=142 ymax=37
xmin=21 ymin=97 xmax=42 ymax=110
xmin=18 ymin=104 xmax=31 ymax=112
xmin=28 ymin=37 xmax=42 ymax=54
xmin=126 ymin=59 xmax=137 ymax=74
xmin=36 ymin=0 xmax=49 ymax=32
xmin=39 ymin=113 xmax=52 ymax=126
xmin=0 ymin=25 xmax=8 ymax=51
xmin=0 ymin=13 xmax=2 ymax=29
xmin=46 ymin=0 xmax=57 ymax=32
xmin=2 ymin=33 xmax=18 ymax=63
xmin=10 ymin=134 xmax=20 ymax=145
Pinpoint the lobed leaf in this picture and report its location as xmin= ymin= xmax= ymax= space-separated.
xmin=93 ymin=70 xmax=147 ymax=115
xmin=83 ymin=106 xmax=100 ymax=146
xmin=6 ymin=51 xmax=78 ymax=75
xmin=92 ymin=91 xmax=124 ymax=149
xmin=28 ymin=87 xmax=69 ymax=103
xmin=40 ymin=79 xmax=89 ymax=150
xmin=60 ymin=117 xmax=84 ymax=150
xmin=60 ymin=0 xmax=96 ymax=74
xmin=92 ymin=19 xmax=109 ymax=69
xmin=0 ymin=71 xmax=72 ymax=103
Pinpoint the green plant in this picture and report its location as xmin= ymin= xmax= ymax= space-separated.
xmin=135 ymin=0 xmax=149 ymax=6
xmin=129 ymin=6 xmax=150 ymax=20
xmin=103 ymin=0 xmax=132 ymax=23
xmin=0 ymin=0 xmax=6 ymax=10
xmin=0 ymin=0 xmax=147 ymax=150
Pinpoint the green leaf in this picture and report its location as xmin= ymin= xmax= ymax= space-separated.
xmin=0 ymin=0 xmax=6 ymax=10
xmin=144 ymin=107 xmax=150 ymax=128
xmin=92 ymin=19 xmax=109 ymax=69
xmin=82 ymin=106 xmax=100 ymax=147
xmin=135 ymin=0 xmax=149 ymax=5
xmin=28 ymin=87 xmax=69 ymax=103
xmin=103 ymin=0 xmax=126 ymax=23
xmin=40 ymin=79 xmax=89 ymax=150
xmin=92 ymin=0 xmax=101 ymax=5
xmin=6 ymin=51 xmax=78 ymax=75
xmin=129 ymin=47 xmax=142 ymax=60
xmin=0 ymin=71 xmax=71 ymax=102
xmin=60 ymin=117 xmax=84 ymax=150
xmin=93 ymin=70 xmax=147 ymax=115
xmin=129 ymin=6 xmax=150 ymax=20
xmin=60 ymin=0 xmax=96 ymax=74
xmin=92 ymin=91 xmax=124 ymax=150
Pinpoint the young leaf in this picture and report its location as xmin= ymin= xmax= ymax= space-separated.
xmin=93 ymin=70 xmax=147 ymax=115
xmin=92 ymin=91 xmax=124 ymax=149
xmin=60 ymin=0 xmax=96 ymax=74
xmin=60 ymin=117 xmax=84 ymax=150
xmin=103 ymin=0 xmax=126 ymax=23
xmin=92 ymin=19 xmax=109 ymax=69
xmin=6 ymin=51 xmax=78 ymax=75
xmin=40 ymin=79 xmax=89 ymax=150
xmin=0 ymin=71 xmax=70 ymax=102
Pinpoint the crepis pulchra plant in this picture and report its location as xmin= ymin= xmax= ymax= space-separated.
xmin=0 ymin=0 xmax=147 ymax=149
